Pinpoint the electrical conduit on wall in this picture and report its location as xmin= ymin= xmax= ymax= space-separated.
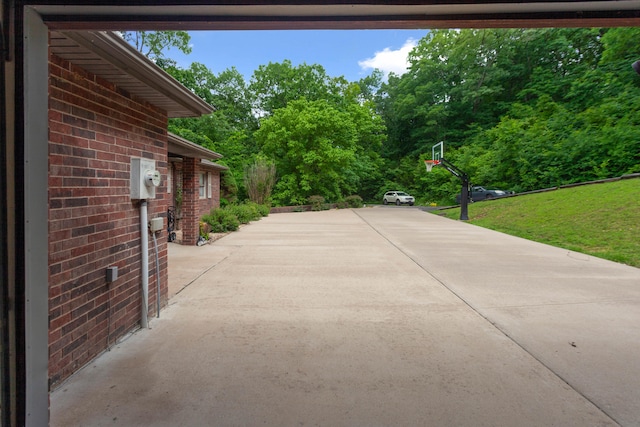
xmin=132 ymin=158 xmax=161 ymax=329
xmin=140 ymin=200 xmax=149 ymax=329
xmin=152 ymin=225 xmax=161 ymax=318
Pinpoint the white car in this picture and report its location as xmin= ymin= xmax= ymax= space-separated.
xmin=382 ymin=191 xmax=415 ymax=206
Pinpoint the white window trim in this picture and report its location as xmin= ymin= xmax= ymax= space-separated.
xmin=207 ymin=172 xmax=213 ymax=199
xmin=199 ymin=172 xmax=206 ymax=199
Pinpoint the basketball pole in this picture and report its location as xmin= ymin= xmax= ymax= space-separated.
xmin=431 ymin=158 xmax=470 ymax=221
xmin=441 ymin=159 xmax=470 ymax=220
xmin=427 ymin=141 xmax=470 ymax=220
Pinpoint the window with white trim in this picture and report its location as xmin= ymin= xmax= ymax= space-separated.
xmin=198 ymin=172 xmax=206 ymax=199
xmin=207 ymin=172 xmax=213 ymax=199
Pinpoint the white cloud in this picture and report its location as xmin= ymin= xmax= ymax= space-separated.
xmin=358 ymin=38 xmax=418 ymax=78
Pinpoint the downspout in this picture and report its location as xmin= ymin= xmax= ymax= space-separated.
xmin=140 ymin=200 xmax=149 ymax=329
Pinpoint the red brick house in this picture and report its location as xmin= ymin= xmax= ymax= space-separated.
xmin=47 ymin=30 xmax=220 ymax=387
xmin=167 ymin=133 xmax=227 ymax=245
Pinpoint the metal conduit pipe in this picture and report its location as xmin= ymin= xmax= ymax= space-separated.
xmin=140 ymin=200 xmax=149 ymax=329
xmin=152 ymin=230 xmax=161 ymax=318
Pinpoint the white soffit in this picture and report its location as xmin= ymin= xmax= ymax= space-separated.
xmin=49 ymin=31 xmax=213 ymax=118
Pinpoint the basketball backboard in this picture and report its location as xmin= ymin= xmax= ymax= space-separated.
xmin=432 ymin=141 xmax=444 ymax=162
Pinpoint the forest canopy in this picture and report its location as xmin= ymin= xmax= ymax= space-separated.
xmin=144 ymin=28 xmax=640 ymax=206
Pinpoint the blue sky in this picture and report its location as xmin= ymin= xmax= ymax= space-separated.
xmin=166 ymin=29 xmax=429 ymax=83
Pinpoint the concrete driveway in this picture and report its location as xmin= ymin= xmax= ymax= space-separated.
xmin=50 ymin=207 xmax=640 ymax=426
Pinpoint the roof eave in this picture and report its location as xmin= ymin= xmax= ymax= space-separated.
xmin=168 ymin=132 xmax=223 ymax=160
xmin=60 ymin=31 xmax=213 ymax=117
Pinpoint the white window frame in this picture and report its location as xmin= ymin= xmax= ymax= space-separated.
xmin=198 ymin=172 xmax=206 ymax=199
xmin=207 ymin=172 xmax=213 ymax=199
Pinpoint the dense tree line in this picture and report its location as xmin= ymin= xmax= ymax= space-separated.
xmin=130 ymin=28 xmax=640 ymax=205
xmin=381 ymin=28 xmax=640 ymax=203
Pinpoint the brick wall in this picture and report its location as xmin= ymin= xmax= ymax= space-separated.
xmin=171 ymin=158 xmax=222 ymax=245
xmin=169 ymin=161 xmax=183 ymax=231
xmin=181 ymin=158 xmax=199 ymax=244
xmin=48 ymin=52 xmax=169 ymax=388
xmin=197 ymin=167 xmax=222 ymax=224
xmin=205 ymin=168 xmax=222 ymax=212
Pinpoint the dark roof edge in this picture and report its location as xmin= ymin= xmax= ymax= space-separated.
xmin=168 ymin=132 xmax=223 ymax=161
xmin=201 ymin=159 xmax=229 ymax=171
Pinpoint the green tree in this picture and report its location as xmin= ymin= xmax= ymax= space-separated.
xmin=345 ymin=100 xmax=386 ymax=200
xmin=380 ymin=29 xmax=518 ymax=160
xmin=255 ymin=99 xmax=358 ymax=205
xmin=249 ymin=60 xmax=349 ymax=116
xmin=377 ymin=27 xmax=640 ymax=201
xmin=379 ymin=28 xmax=607 ymax=160
xmin=161 ymin=62 xmax=260 ymax=198
xmin=163 ymin=63 xmax=257 ymax=139
xmin=356 ymin=69 xmax=384 ymax=103
xmin=121 ymin=31 xmax=192 ymax=61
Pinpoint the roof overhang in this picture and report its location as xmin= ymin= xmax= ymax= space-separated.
xmin=49 ymin=31 xmax=213 ymax=118
xmin=201 ymin=159 xmax=229 ymax=171
xmin=168 ymin=132 xmax=223 ymax=161
xmin=31 ymin=2 xmax=640 ymax=31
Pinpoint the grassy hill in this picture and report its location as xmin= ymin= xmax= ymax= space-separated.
xmin=437 ymin=178 xmax=640 ymax=268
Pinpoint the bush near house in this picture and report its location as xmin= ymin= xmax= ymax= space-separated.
xmin=252 ymin=202 xmax=271 ymax=217
xmin=202 ymin=209 xmax=240 ymax=233
xmin=227 ymin=202 xmax=265 ymax=223
xmin=202 ymin=202 xmax=270 ymax=233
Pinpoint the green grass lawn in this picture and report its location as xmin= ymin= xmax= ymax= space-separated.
xmin=437 ymin=178 xmax=640 ymax=268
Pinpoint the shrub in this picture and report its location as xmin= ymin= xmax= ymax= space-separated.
xmin=244 ymin=159 xmax=276 ymax=205
xmin=308 ymin=195 xmax=325 ymax=211
xmin=245 ymin=201 xmax=270 ymax=217
xmin=202 ymin=209 xmax=239 ymax=233
xmin=256 ymin=203 xmax=270 ymax=217
xmin=228 ymin=203 xmax=262 ymax=224
xmin=201 ymin=201 xmax=270 ymax=234
xmin=199 ymin=221 xmax=210 ymax=238
xmin=345 ymin=195 xmax=363 ymax=208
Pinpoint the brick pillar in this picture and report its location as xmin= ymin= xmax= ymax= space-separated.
xmin=182 ymin=157 xmax=199 ymax=245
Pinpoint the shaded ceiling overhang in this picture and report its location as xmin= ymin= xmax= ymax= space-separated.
xmin=49 ymin=31 xmax=213 ymax=118
xmin=29 ymin=1 xmax=640 ymax=30
xmin=168 ymin=132 xmax=224 ymax=161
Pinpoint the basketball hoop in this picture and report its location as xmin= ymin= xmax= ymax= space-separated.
xmin=424 ymin=159 xmax=440 ymax=172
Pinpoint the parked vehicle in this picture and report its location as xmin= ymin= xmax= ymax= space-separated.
xmin=383 ymin=191 xmax=415 ymax=206
xmin=456 ymin=186 xmax=514 ymax=203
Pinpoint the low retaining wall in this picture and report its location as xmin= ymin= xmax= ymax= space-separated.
xmin=270 ymin=204 xmax=339 ymax=214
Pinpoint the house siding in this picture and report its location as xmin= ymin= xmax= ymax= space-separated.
xmin=48 ymin=53 xmax=169 ymax=387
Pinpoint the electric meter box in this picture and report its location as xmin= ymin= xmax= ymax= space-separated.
xmin=131 ymin=158 xmax=161 ymax=199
